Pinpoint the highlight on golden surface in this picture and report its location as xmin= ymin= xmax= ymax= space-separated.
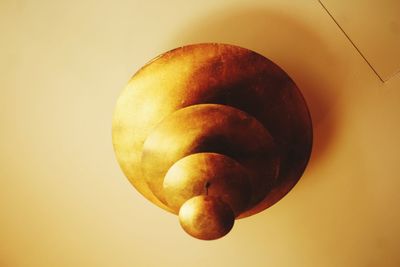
xmin=112 ymin=43 xmax=312 ymax=240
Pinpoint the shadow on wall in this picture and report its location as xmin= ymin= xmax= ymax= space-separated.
xmin=168 ymin=7 xmax=348 ymax=179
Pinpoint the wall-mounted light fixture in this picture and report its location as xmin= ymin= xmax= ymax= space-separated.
xmin=112 ymin=43 xmax=312 ymax=240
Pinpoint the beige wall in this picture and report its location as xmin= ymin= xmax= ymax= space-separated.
xmin=1 ymin=0 xmax=399 ymax=266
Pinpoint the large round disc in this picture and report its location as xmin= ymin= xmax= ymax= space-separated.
xmin=112 ymin=43 xmax=312 ymax=217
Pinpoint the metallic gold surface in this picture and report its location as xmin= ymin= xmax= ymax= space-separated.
xmin=163 ymin=152 xmax=252 ymax=215
xmin=112 ymin=43 xmax=312 ymax=219
xmin=179 ymin=195 xmax=235 ymax=240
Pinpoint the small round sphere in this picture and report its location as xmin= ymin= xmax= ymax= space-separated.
xmin=179 ymin=195 xmax=235 ymax=240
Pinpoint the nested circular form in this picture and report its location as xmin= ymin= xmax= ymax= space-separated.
xmin=112 ymin=43 xmax=312 ymax=218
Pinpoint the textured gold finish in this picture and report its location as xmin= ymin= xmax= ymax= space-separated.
xmin=112 ymin=43 xmax=312 ymax=240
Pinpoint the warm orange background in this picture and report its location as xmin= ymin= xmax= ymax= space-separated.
xmin=1 ymin=0 xmax=399 ymax=266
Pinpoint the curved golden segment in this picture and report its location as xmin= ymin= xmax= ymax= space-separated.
xmin=141 ymin=104 xmax=277 ymax=206
xmin=163 ymin=153 xmax=252 ymax=216
xmin=112 ymin=43 xmax=312 ymax=218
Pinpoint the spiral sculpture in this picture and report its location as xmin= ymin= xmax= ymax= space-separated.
xmin=112 ymin=43 xmax=312 ymax=240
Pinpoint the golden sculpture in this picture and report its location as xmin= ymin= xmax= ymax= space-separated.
xmin=112 ymin=43 xmax=312 ymax=240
